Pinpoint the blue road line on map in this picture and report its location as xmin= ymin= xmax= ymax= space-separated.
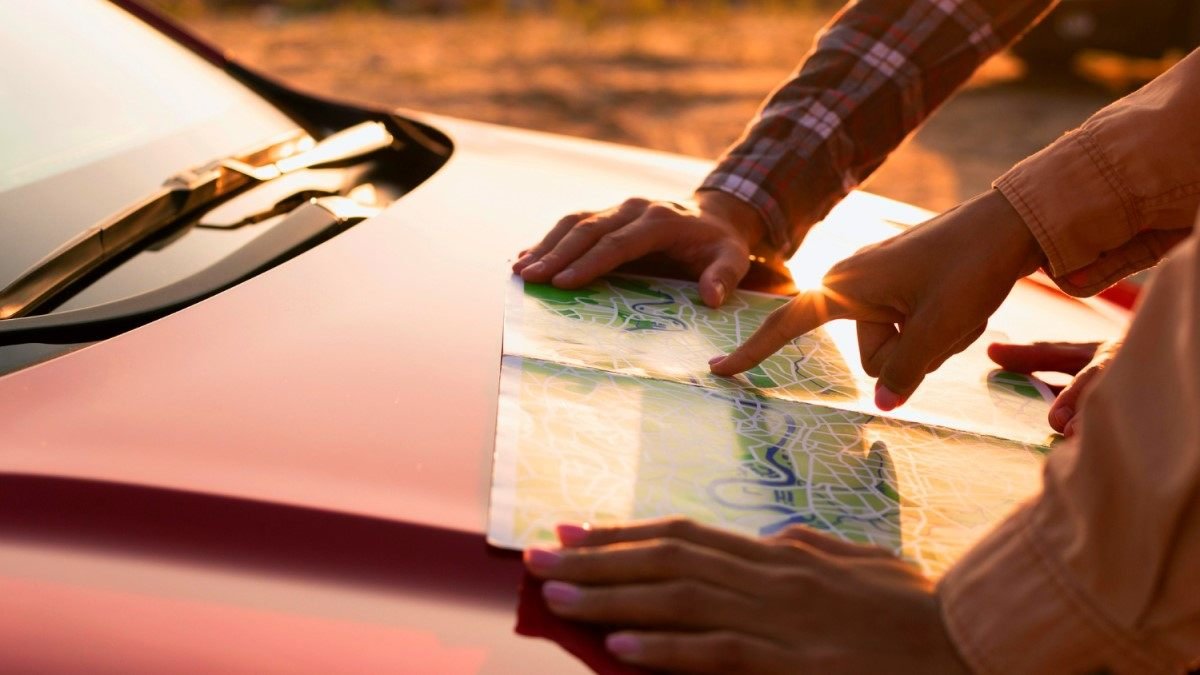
xmin=701 ymin=392 xmax=902 ymax=536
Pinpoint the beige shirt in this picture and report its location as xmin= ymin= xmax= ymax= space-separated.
xmin=937 ymin=51 xmax=1200 ymax=672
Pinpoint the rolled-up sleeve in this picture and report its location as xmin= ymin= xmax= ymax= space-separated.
xmin=995 ymin=49 xmax=1200 ymax=296
xmin=937 ymin=227 xmax=1200 ymax=673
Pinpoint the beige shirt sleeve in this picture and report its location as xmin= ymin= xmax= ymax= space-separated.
xmin=936 ymin=224 xmax=1200 ymax=673
xmin=994 ymin=49 xmax=1200 ymax=297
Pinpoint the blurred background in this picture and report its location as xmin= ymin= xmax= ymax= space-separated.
xmin=148 ymin=0 xmax=1189 ymax=213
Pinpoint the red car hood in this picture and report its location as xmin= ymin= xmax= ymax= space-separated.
xmin=0 ymin=115 xmax=1126 ymax=672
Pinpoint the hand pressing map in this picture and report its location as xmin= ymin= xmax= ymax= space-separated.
xmin=491 ymin=275 xmax=1056 ymax=576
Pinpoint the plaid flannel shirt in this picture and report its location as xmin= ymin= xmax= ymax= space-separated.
xmin=700 ymin=0 xmax=1059 ymax=258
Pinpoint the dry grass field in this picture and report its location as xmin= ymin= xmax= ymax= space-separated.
xmin=167 ymin=6 xmax=1165 ymax=213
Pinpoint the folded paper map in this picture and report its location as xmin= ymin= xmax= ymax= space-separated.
xmin=490 ymin=275 xmax=1056 ymax=576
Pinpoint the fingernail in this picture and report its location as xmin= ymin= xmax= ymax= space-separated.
xmin=556 ymin=523 xmax=591 ymax=546
xmin=1051 ymin=406 xmax=1074 ymax=430
xmin=554 ymin=269 xmax=577 ymax=285
xmin=708 ymin=355 xmax=726 ymax=366
xmin=524 ymin=547 xmax=562 ymax=571
xmin=522 ymin=261 xmax=545 ymax=277
xmin=713 ymin=280 xmax=726 ymax=305
xmin=542 ymin=581 xmax=582 ymax=607
xmin=875 ymin=384 xmax=903 ymax=411
xmin=1064 ymin=417 xmax=1079 ymax=438
xmin=513 ymin=253 xmax=535 ymax=271
xmin=606 ymin=633 xmax=642 ymax=658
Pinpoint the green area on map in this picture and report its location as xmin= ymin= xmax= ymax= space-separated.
xmin=491 ymin=276 xmax=1054 ymax=576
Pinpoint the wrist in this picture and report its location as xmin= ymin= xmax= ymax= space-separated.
xmin=965 ymin=189 xmax=1046 ymax=281
xmin=695 ymin=189 xmax=768 ymax=252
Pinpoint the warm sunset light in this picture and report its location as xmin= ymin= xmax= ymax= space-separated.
xmin=5 ymin=0 xmax=1192 ymax=671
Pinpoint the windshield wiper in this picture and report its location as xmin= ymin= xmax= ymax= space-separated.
xmin=0 ymin=196 xmax=379 ymax=345
xmin=0 ymin=121 xmax=396 ymax=320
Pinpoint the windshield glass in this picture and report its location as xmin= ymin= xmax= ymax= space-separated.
xmin=0 ymin=1 xmax=302 ymax=294
xmin=0 ymin=1 xmax=298 ymax=192
xmin=0 ymin=1 xmax=314 ymax=376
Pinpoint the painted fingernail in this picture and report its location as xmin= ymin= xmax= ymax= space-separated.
xmin=524 ymin=548 xmax=562 ymax=571
xmin=554 ymin=269 xmax=577 ymax=285
xmin=606 ymin=633 xmax=642 ymax=658
xmin=708 ymin=355 xmax=726 ymax=366
xmin=542 ymin=581 xmax=582 ymax=607
xmin=1051 ymin=406 xmax=1074 ymax=430
xmin=875 ymin=384 xmax=903 ymax=411
xmin=556 ymin=523 xmax=591 ymax=546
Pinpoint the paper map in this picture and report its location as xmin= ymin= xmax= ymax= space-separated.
xmin=490 ymin=275 xmax=1056 ymax=576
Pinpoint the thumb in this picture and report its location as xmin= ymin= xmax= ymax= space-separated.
xmin=698 ymin=245 xmax=750 ymax=308
xmin=875 ymin=314 xmax=945 ymax=411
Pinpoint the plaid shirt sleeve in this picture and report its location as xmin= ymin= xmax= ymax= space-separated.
xmin=699 ymin=0 xmax=1059 ymax=258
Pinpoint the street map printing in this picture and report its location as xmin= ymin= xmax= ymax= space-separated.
xmin=490 ymin=275 xmax=1056 ymax=576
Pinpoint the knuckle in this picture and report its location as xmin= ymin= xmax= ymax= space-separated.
xmin=596 ymin=231 xmax=631 ymax=250
xmin=661 ymin=517 xmax=697 ymax=540
xmin=535 ymin=251 xmax=564 ymax=268
xmin=777 ymin=524 xmax=814 ymax=541
xmin=643 ymin=203 xmax=678 ymax=219
xmin=646 ymin=540 xmax=687 ymax=572
xmin=575 ymin=217 xmax=609 ymax=236
xmin=558 ymin=211 xmax=591 ymax=227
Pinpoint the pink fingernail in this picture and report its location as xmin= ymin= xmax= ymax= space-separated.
xmin=713 ymin=280 xmax=726 ymax=305
xmin=524 ymin=548 xmax=562 ymax=571
xmin=606 ymin=633 xmax=642 ymax=658
xmin=554 ymin=269 xmax=577 ymax=285
xmin=708 ymin=355 xmax=725 ymax=366
xmin=875 ymin=384 xmax=902 ymax=411
xmin=1064 ymin=417 xmax=1079 ymax=438
xmin=556 ymin=523 xmax=591 ymax=546
xmin=513 ymin=254 xmax=535 ymax=271
xmin=543 ymin=581 xmax=582 ymax=607
xmin=522 ymin=261 xmax=545 ymax=277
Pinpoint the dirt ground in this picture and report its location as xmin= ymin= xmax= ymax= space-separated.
xmin=178 ymin=9 xmax=1168 ymax=213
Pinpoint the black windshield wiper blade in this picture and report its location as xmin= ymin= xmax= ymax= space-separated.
xmin=0 ymin=121 xmax=396 ymax=320
xmin=0 ymin=196 xmax=379 ymax=345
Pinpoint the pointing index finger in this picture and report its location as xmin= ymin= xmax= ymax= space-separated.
xmin=710 ymin=288 xmax=845 ymax=376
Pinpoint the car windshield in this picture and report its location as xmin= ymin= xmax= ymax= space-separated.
xmin=0 ymin=2 xmax=300 ymax=196
xmin=0 ymin=1 xmax=403 ymax=375
xmin=0 ymin=1 xmax=302 ymax=285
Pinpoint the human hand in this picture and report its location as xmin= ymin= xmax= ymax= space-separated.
xmin=513 ymin=190 xmax=767 ymax=308
xmin=987 ymin=340 xmax=1119 ymax=436
xmin=523 ymin=518 xmax=970 ymax=674
xmin=709 ymin=190 xmax=1045 ymax=411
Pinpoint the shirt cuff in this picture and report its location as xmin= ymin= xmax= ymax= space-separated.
xmin=994 ymin=127 xmax=1139 ymax=284
xmin=937 ymin=503 xmax=1180 ymax=675
xmin=698 ymin=169 xmax=795 ymax=258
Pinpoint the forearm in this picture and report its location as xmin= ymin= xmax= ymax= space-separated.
xmin=938 ymin=228 xmax=1200 ymax=673
xmin=700 ymin=0 xmax=1058 ymax=258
